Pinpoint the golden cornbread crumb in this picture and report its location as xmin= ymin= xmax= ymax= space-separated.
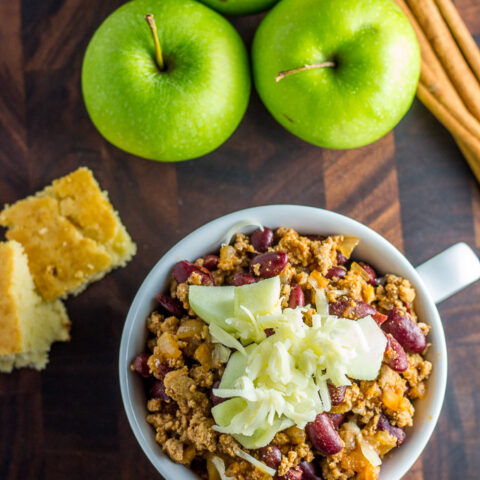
xmin=0 ymin=241 xmax=70 ymax=372
xmin=0 ymin=167 xmax=136 ymax=301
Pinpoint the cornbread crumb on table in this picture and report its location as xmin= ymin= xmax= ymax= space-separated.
xmin=0 ymin=241 xmax=70 ymax=373
xmin=0 ymin=167 xmax=137 ymax=301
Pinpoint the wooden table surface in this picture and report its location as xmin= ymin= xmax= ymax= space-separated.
xmin=1 ymin=0 xmax=480 ymax=479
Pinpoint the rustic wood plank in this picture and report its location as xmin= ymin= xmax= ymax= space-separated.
xmin=471 ymin=181 xmax=480 ymax=247
xmin=395 ymin=101 xmax=475 ymax=264
xmin=1 ymin=1 xmax=480 ymax=479
xmin=323 ymin=133 xmax=404 ymax=251
xmin=0 ymin=375 xmax=43 ymax=479
xmin=0 ymin=2 xmax=45 ymax=479
xmin=21 ymin=0 xmax=118 ymax=72
xmin=454 ymin=0 xmax=480 ymax=33
xmin=0 ymin=0 xmax=29 ymax=200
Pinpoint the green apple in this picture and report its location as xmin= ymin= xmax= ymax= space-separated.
xmin=252 ymin=0 xmax=420 ymax=149
xmin=189 ymin=276 xmax=280 ymax=329
xmin=189 ymin=285 xmax=236 ymax=331
xmin=82 ymin=0 xmax=250 ymax=162
xmin=212 ymin=345 xmax=293 ymax=449
xmin=212 ymin=398 xmax=292 ymax=449
xmin=219 ymin=345 xmax=253 ymax=388
xmin=197 ymin=0 xmax=279 ymax=16
xmin=233 ymin=276 xmax=280 ymax=318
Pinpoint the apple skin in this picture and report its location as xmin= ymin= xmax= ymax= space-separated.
xmin=197 ymin=0 xmax=279 ymax=16
xmin=252 ymin=0 xmax=421 ymax=149
xmin=82 ymin=0 xmax=250 ymax=162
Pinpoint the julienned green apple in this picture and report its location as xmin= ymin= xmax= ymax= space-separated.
xmin=82 ymin=0 xmax=250 ymax=162
xmin=252 ymin=0 xmax=421 ymax=149
xmin=198 ymin=0 xmax=278 ymax=16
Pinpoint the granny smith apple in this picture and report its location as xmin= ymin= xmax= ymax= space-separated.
xmin=189 ymin=276 xmax=280 ymax=329
xmin=197 ymin=0 xmax=279 ymax=16
xmin=252 ymin=0 xmax=421 ymax=149
xmin=82 ymin=0 xmax=250 ymax=162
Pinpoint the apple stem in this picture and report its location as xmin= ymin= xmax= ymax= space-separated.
xmin=145 ymin=14 xmax=165 ymax=71
xmin=275 ymin=61 xmax=336 ymax=82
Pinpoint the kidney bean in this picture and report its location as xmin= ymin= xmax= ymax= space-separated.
xmin=149 ymin=380 xmax=170 ymax=401
xmin=173 ymin=260 xmax=213 ymax=285
xmin=264 ymin=328 xmax=275 ymax=337
xmin=352 ymin=301 xmax=377 ymax=317
xmin=382 ymin=308 xmax=426 ymax=353
xmin=202 ymin=254 xmax=219 ymax=271
xmin=210 ymin=380 xmax=227 ymax=406
xmin=288 ymin=284 xmax=305 ymax=308
xmin=305 ymin=234 xmax=326 ymax=242
xmin=299 ymin=461 xmax=323 ymax=480
xmin=384 ymin=335 xmax=409 ymax=372
xmin=336 ymin=252 xmax=348 ymax=266
xmin=306 ymin=413 xmax=343 ymax=455
xmin=231 ymin=272 xmax=257 ymax=286
xmin=251 ymin=227 xmax=274 ymax=252
xmin=173 ymin=260 xmax=195 ymax=283
xmin=153 ymin=361 xmax=172 ymax=380
xmin=328 ymin=298 xmax=349 ymax=317
xmin=250 ymin=251 xmax=288 ymax=278
xmin=155 ymin=293 xmax=184 ymax=317
xmin=328 ymin=298 xmax=376 ymax=319
xmin=358 ymin=261 xmax=377 ymax=285
xmin=277 ymin=467 xmax=303 ymax=480
xmin=325 ymin=266 xmax=347 ymax=279
xmin=327 ymin=413 xmax=345 ymax=429
xmin=133 ymin=353 xmax=150 ymax=378
xmin=327 ymin=383 xmax=346 ymax=406
xmin=259 ymin=444 xmax=282 ymax=470
xmin=377 ymin=414 xmax=406 ymax=446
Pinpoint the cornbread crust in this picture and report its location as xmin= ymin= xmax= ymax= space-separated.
xmin=0 ymin=167 xmax=136 ymax=301
xmin=0 ymin=241 xmax=70 ymax=372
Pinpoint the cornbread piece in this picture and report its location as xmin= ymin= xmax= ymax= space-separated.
xmin=0 ymin=241 xmax=70 ymax=373
xmin=0 ymin=167 xmax=136 ymax=301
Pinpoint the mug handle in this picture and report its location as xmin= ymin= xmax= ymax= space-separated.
xmin=415 ymin=242 xmax=480 ymax=304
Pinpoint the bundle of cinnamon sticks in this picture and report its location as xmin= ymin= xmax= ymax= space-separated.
xmin=394 ymin=0 xmax=480 ymax=182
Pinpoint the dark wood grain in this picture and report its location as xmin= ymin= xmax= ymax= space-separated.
xmin=1 ymin=0 xmax=480 ymax=479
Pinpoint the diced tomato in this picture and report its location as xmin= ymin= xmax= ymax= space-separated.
xmin=372 ymin=311 xmax=388 ymax=326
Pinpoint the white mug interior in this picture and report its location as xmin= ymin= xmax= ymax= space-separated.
xmin=119 ymin=205 xmax=448 ymax=480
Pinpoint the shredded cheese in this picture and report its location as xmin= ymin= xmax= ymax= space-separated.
xmin=194 ymin=276 xmax=387 ymax=448
xmin=221 ymin=220 xmax=264 ymax=246
xmin=209 ymin=323 xmax=246 ymax=355
xmin=212 ymin=305 xmax=386 ymax=443
xmin=344 ymin=422 xmax=382 ymax=467
xmin=213 ymin=344 xmax=231 ymax=364
xmin=210 ymin=456 xmax=235 ymax=480
xmin=234 ymin=447 xmax=276 ymax=476
xmin=359 ymin=436 xmax=382 ymax=467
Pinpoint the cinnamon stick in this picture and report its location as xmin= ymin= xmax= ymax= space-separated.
xmin=396 ymin=0 xmax=480 ymax=181
xmin=394 ymin=0 xmax=465 ymax=111
xmin=407 ymin=0 xmax=480 ymax=122
xmin=457 ymin=139 xmax=480 ymax=181
xmin=421 ymin=61 xmax=480 ymax=142
xmin=434 ymin=0 xmax=480 ymax=83
xmin=417 ymin=82 xmax=480 ymax=182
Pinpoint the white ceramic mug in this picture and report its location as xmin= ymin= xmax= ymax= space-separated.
xmin=119 ymin=205 xmax=480 ymax=480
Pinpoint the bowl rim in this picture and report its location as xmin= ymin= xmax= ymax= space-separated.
xmin=119 ymin=204 xmax=448 ymax=480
